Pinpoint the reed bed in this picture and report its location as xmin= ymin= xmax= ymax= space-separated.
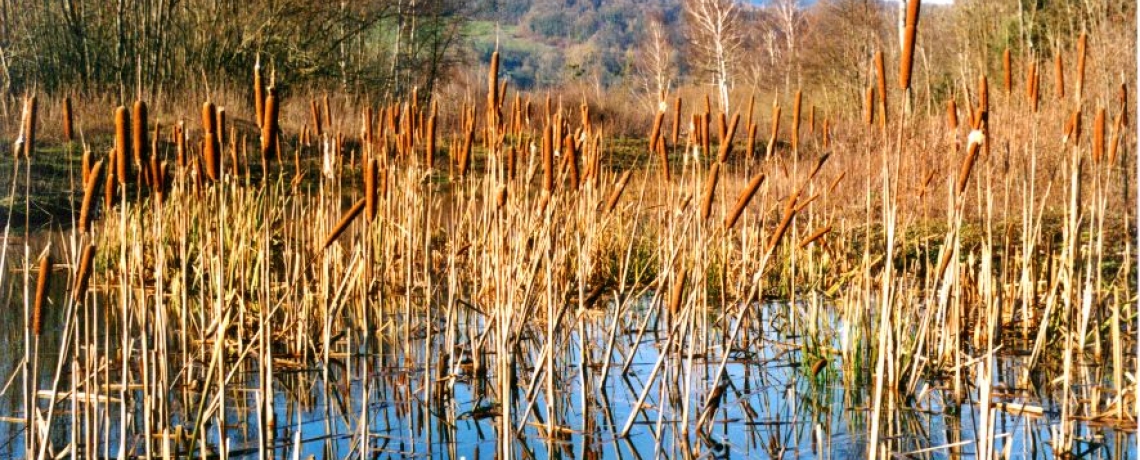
xmin=0 ymin=24 xmax=1135 ymax=460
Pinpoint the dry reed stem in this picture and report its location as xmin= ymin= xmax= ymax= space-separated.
xmin=899 ymin=0 xmax=920 ymax=90
xmin=62 ymin=97 xmax=73 ymax=143
xmin=32 ymin=253 xmax=50 ymax=336
xmin=78 ymin=160 xmax=104 ymax=234
xmin=114 ymin=106 xmax=131 ymax=184
xmin=724 ymin=172 xmax=765 ymax=231
xmin=322 ymin=198 xmax=367 ymax=250
xmin=700 ymin=162 xmax=721 ymax=221
xmin=72 ymin=244 xmax=96 ymax=303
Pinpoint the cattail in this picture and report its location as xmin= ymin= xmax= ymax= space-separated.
xmin=765 ymin=195 xmax=798 ymax=257
xmin=667 ymin=271 xmax=687 ymax=317
xmin=717 ymin=113 xmax=740 ymax=162
xmin=769 ymin=102 xmax=781 ymax=145
xmin=798 ymin=225 xmax=832 ymax=249
xmin=603 ymin=170 xmax=633 ymax=214
xmin=1065 ymin=109 xmax=1082 ymax=143
xmin=262 ymin=91 xmax=279 ymax=164
xmin=1093 ymin=107 xmax=1105 ymax=164
xmin=1055 ymin=54 xmax=1065 ymax=100
xmin=978 ymin=75 xmax=989 ymax=115
xmin=791 ymin=90 xmax=803 ymax=152
xmin=564 ymin=134 xmax=579 ymax=190
xmin=1119 ymin=84 xmax=1129 ymax=127
xmin=717 ymin=112 xmax=727 ymax=144
xmin=22 ymin=95 xmax=36 ymax=158
xmin=459 ymin=113 xmax=475 ymax=176
xmin=114 ymin=106 xmax=131 ymax=184
xmin=426 ymin=103 xmax=437 ymax=168
xmin=745 ymin=122 xmax=757 ymax=158
xmin=254 ymin=58 xmax=265 ymax=128
xmin=311 ymin=99 xmax=323 ymax=138
xmin=700 ymin=162 xmax=721 ymax=221
xmin=1003 ymin=48 xmax=1013 ymax=94
xmin=1027 ymin=61 xmax=1040 ymax=112
xmin=1075 ymin=32 xmax=1087 ymax=102
xmin=176 ymin=122 xmax=187 ymax=169
xmin=947 ymin=99 xmax=958 ymax=130
xmin=78 ymin=160 xmax=104 ymax=234
xmin=724 ymin=172 xmax=765 ymax=231
xmin=364 ymin=157 xmax=376 ymax=222
xmin=811 ymin=357 xmax=828 ymax=377
xmin=807 ymin=153 xmax=831 ymax=181
xmin=542 ymin=123 xmax=554 ymax=192
xmin=701 ymin=112 xmax=711 ymax=158
xmin=72 ymin=244 xmax=96 ymax=303
xmin=322 ymin=198 xmax=366 ymax=250
xmin=899 ymin=0 xmax=921 ymax=91
xmin=671 ymin=96 xmax=683 ymax=145
xmin=876 ymin=51 xmax=888 ymax=123
xmin=1108 ymin=111 xmax=1124 ymax=164
xmin=62 ymin=97 xmax=73 ymax=143
xmin=105 ymin=149 xmax=117 ymax=208
xmin=202 ymin=101 xmax=217 ymax=136
xmin=133 ymin=100 xmax=148 ymax=166
xmin=216 ymin=107 xmax=227 ymax=149
xmin=827 ymin=170 xmax=845 ymax=195
xmin=81 ymin=149 xmax=92 ymax=185
xmin=957 ymin=130 xmax=984 ymax=194
xmin=649 ymin=110 xmax=665 ymax=154
xmin=488 ymin=51 xmax=500 ymax=118
xmin=864 ymin=86 xmax=875 ymax=126
xmin=822 ymin=119 xmax=830 ymax=149
xmin=32 ymin=253 xmax=50 ymax=336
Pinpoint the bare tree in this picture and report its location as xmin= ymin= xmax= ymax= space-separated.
xmin=685 ymin=0 xmax=743 ymax=112
xmin=770 ymin=0 xmax=805 ymax=87
xmin=633 ymin=13 xmax=676 ymax=112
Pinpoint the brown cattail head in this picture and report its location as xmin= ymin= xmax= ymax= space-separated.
xmin=311 ymin=99 xmax=323 ymax=138
xmin=978 ymin=74 xmax=989 ymax=114
xmin=78 ymin=160 xmax=104 ymax=234
xmin=132 ymin=100 xmax=149 ymax=166
xmin=254 ymin=58 xmax=265 ymax=128
xmin=1092 ymin=107 xmax=1106 ymax=164
xmin=542 ymin=123 xmax=554 ymax=192
xmin=957 ymin=130 xmax=985 ymax=195
xmin=22 ymin=95 xmax=37 ymax=158
xmin=32 ymin=252 xmax=50 ymax=335
xmin=725 ymin=172 xmax=765 ymax=231
xmin=488 ymin=51 xmax=501 ymax=118
xmin=899 ymin=0 xmax=921 ymax=91
xmin=1027 ymin=61 xmax=1040 ymax=112
xmin=649 ymin=111 xmax=665 ymax=154
xmin=262 ymin=90 xmax=280 ymax=163
xmin=62 ymin=97 xmax=74 ymax=143
xmin=798 ymin=225 xmax=833 ymax=250
xmin=769 ymin=101 xmax=782 ymax=143
xmin=1003 ymin=48 xmax=1013 ymax=94
xmin=1065 ymin=109 xmax=1082 ymax=144
xmin=1120 ymin=83 xmax=1129 ymax=127
xmin=364 ymin=156 xmax=376 ymax=222
xmin=203 ymin=133 xmax=220 ymax=181
xmin=791 ymin=90 xmax=803 ymax=152
xmin=604 ymin=170 xmax=633 ymax=214
xmin=700 ymin=162 xmax=721 ymax=221
xmin=72 ymin=243 xmax=96 ymax=303
xmin=671 ymin=96 xmax=683 ymax=145
xmin=822 ymin=119 xmax=830 ymax=148
xmin=114 ymin=106 xmax=131 ymax=184
xmin=1109 ymin=111 xmax=1124 ymax=165
xmin=1075 ymin=32 xmax=1087 ymax=102
xmin=426 ymin=107 xmax=437 ymax=169
xmin=876 ymin=51 xmax=888 ymax=123
xmin=105 ymin=149 xmax=117 ymax=208
xmin=717 ymin=113 xmax=740 ymax=162
xmin=321 ymin=198 xmax=366 ymax=251
xmin=947 ymin=99 xmax=959 ymax=130
xmin=202 ymin=101 xmax=217 ymax=135
xmin=745 ymin=122 xmax=757 ymax=158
